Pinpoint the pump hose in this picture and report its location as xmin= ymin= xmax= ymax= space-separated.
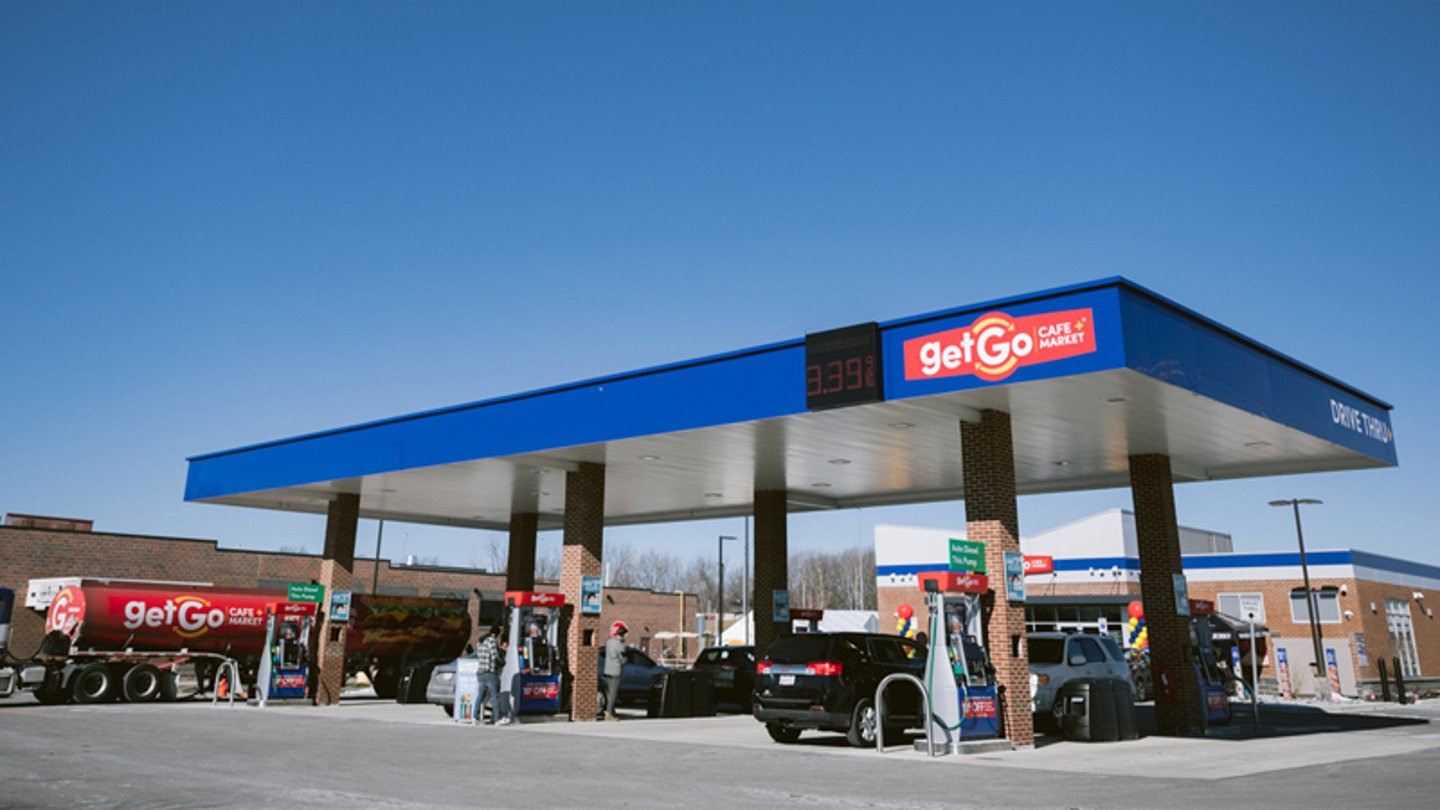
xmin=924 ymin=606 xmax=963 ymax=734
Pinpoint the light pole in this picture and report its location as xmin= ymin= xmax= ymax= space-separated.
xmin=1270 ymin=498 xmax=1327 ymax=691
xmin=673 ymin=589 xmax=686 ymax=662
xmin=371 ymin=520 xmax=385 ymax=595
xmin=718 ymin=535 xmax=737 ymax=646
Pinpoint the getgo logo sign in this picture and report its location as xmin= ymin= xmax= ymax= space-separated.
xmin=903 ymin=309 xmax=1097 ymax=383
xmin=123 ymin=595 xmax=226 ymax=639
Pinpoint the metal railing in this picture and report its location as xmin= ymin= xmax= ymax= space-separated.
xmin=211 ymin=658 xmax=242 ymax=708
xmin=874 ymin=672 xmax=937 ymax=757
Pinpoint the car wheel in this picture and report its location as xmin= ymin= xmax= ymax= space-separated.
xmin=766 ymin=723 xmax=802 ymax=744
xmin=440 ymin=703 xmax=455 ymax=718
xmin=846 ymin=699 xmax=878 ymax=748
xmin=371 ymin=667 xmax=400 ymax=699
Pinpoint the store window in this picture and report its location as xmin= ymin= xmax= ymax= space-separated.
xmin=1217 ymin=592 xmax=1266 ymax=624
xmin=1289 ymin=588 xmax=1341 ymax=624
xmin=1386 ymin=599 xmax=1421 ymax=678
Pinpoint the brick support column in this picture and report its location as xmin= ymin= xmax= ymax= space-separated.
xmin=961 ymin=410 xmax=1033 ymax=748
xmin=314 ymin=493 xmax=359 ymax=706
xmin=560 ymin=463 xmax=605 ymax=721
xmin=1130 ymin=453 xmax=1204 ymax=736
xmin=751 ymin=489 xmax=789 ymax=660
xmin=506 ymin=511 xmax=538 ymax=593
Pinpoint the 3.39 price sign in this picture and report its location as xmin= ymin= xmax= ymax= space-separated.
xmin=805 ymin=322 xmax=883 ymax=410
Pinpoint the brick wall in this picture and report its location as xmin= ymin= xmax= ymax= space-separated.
xmin=751 ymin=489 xmax=789 ymax=658
xmin=1129 ymin=454 xmax=1204 ymax=735
xmin=961 ymin=410 xmax=1033 ymax=748
xmin=560 ymin=462 xmax=605 ymax=720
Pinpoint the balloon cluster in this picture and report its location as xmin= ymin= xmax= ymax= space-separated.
xmin=1126 ymin=600 xmax=1149 ymax=652
xmin=896 ymin=603 xmax=916 ymax=640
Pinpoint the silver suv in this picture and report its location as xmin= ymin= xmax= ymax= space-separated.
xmin=1027 ymin=632 xmax=1131 ymax=725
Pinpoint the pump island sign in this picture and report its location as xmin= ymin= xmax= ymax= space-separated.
xmin=903 ymin=309 xmax=1096 ymax=383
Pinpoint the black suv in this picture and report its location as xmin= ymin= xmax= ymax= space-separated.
xmin=690 ymin=645 xmax=756 ymax=710
xmin=753 ymin=632 xmax=925 ymax=746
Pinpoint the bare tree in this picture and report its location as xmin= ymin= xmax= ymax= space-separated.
xmin=535 ymin=547 xmax=562 ymax=581
xmin=467 ymin=535 xmax=508 ymax=573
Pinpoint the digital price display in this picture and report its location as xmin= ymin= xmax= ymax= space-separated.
xmin=805 ymin=322 xmax=883 ymax=411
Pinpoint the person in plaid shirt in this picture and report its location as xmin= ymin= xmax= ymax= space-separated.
xmin=475 ymin=625 xmax=508 ymax=725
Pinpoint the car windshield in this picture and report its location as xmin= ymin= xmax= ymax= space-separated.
xmin=1029 ymin=637 xmax=1065 ymax=664
xmin=1098 ymin=636 xmax=1125 ymax=662
xmin=765 ymin=635 xmax=832 ymax=663
xmin=696 ymin=648 xmax=747 ymax=667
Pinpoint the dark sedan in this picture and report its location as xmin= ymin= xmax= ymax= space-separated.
xmin=596 ymin=647 xmax=670 ymax=715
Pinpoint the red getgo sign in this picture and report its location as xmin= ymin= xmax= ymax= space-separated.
xmin=1022 ymin=555 xmax=1054 ymax=575
xmin=903 ymin=309 xmax=1096 ymax=383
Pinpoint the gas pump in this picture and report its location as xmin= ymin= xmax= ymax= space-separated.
xmin=500 ymin=591 xmax=565 ymax=716
xmin=269 ymin=601 xmax=316 ymax=699
xmin=1189 ymin=600 xmax=1232 ymax=725
xmin=918 ymin=572 xmax=1000 ymax=744
xmin=790 ymin=608 xmax=823 ymax=634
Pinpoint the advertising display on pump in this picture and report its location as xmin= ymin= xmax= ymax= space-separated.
xmin=500 ymin=591 xmax=565 ymax=716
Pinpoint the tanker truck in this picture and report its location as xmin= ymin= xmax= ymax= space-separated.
xmin=0 ymin=580 xmax=471 ymax=705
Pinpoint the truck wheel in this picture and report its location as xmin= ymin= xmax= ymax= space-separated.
xmin=846 ymin=699 xmax=878 ymax=748
xmin=766 ymin=723 xmax=802 ymax=744
xmin=371 ymin=667 xmax=400 ymax=699
xmin=72 ymin=663 xmax=116 ymax=704
xmin=122 ymin=664 xmax=164 ymax=702
xmin=34 ymin=668 xmax=71 ymax=705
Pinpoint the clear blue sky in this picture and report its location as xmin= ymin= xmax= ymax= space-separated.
xmin=3 ymin=3 xmax=1436 ymax=571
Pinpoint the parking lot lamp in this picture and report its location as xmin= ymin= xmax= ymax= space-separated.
xmin=673 ymin=589 xmax=686 ymax=661
xmin=1269 ymin=498 xmax=1328 ymax=690
xmin=718 ymin=535 xmax=737 ymax=646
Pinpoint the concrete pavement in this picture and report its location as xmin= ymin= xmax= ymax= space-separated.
xmin=2 ymin=694 xmax=1438 ymax=808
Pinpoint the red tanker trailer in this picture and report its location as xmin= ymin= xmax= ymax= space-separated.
xmin=15 ymin=580 xmax=471 ymax=705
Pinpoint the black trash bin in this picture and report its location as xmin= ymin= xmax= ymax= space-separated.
xmin=1110 ymin=678 xmax=1138 ymax=741
xmin=1059 ymin=678 xmax=1122 ymax=742
xmin=395 ymin=663 xmax=434 ymax=705
xmin=690 ymin=672 xmax=716 ymax=717
xmin=648 ymin=670 xmax=694 ymax=718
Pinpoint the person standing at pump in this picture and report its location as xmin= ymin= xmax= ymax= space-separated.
xmin=475 ymin=625 xmax=508 ymax=726
xmin=603 ymin=621 xmax=628 ymax=722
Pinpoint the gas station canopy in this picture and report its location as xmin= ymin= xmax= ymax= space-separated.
xmin=185 ymin=278 xmax=1396 ymax=531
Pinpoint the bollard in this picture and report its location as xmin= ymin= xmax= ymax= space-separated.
xmin=1377 ymin=657 xmax=1391 ymax=703
xmin=1393 ymin=657 xmax=1407 ymax=706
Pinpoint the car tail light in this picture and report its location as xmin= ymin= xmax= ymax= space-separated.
xmin=756 ymin=660 xmax=773 ymax=675
xmin=805 ymin=661 xmax=842 ymax=676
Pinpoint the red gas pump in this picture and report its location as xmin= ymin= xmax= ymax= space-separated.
xmin=916 ymin=571 xmax=999 ymax=740
xmin=790 ymin=608 xmax=824 ymax=634
xmin=500 ymin=592 xmax=565 ymax=715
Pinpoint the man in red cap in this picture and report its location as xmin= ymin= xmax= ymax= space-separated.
xmin=602 ymin=621 xmax=628 ymax=721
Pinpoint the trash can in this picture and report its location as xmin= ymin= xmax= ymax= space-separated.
xmin=1059 ymin=678 xmax=1121 ymax=742
xmin=395 ymin=663 xmax=434 ymax=705
xmin=689 ymin=671 xmax=716 ymax=717
xmin=647 ymin=670 xmax=693 ymax=718
xmin=1110 ymin=678 xmax=1138 ymax=741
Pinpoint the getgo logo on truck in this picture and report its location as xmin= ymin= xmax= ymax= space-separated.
xmin=903 ymin=309 xmax=1097 ymax=383
xmin=123 ymin=595 xmax=227 ymax=639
